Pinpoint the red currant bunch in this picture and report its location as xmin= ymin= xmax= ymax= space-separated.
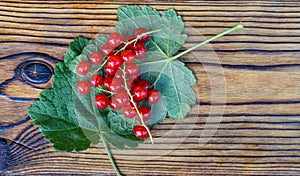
xmin=76 ymin=28 xmax=160 ymax=140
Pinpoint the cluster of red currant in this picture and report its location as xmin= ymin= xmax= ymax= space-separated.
xmin=76 ymin=28 xmax=161 ymax=140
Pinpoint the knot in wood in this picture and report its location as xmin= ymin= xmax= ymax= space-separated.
xmin=20 ymin=61 xmax=53 ymax=86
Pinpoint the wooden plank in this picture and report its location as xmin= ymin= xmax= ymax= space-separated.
xmin=0 ymin=1 xmax=300 ymax=175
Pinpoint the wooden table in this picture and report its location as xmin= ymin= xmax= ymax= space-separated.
xmin=1 ymin=1 xmax=300 ymax=175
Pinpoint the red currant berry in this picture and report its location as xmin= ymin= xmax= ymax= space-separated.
xmin=77 ymin=80 xmax=90 ymax=94
xmin=123 ymin=105 xmax=137 ymax=118
xmin=90 ymin=74 xmax=103 ymax=87
xmin=76 ymin=61 xmax=90 ymax=75
xmin=112 ymin=92 xmax=128 ymax=107
xmin=106 ymin=55 xmax=123 ymax=70
xmin=126 ymin=64 xmax=139 ymax=76
xmin=94 ymin=94 xmax=109 ymax=109
xmin=101 ymin=43 xmax=114 ymax=56
xmin=133 ymin=125 xmax=150 ymax=139
xmin=132 ymin=43 xmax=147 ymax=59
xmin=131 ymin=85 xmax=148 ymax=101
xmin=134 ymin=28 xmax=149 ymax=43
xmin=89 ymin=52 xmax=103 ymax=65
xmin=108 ymin=32 xmax=122 ymax=47
xmin=104 ymin=65 xmax=118 ymax=76
xmin=103 ymin=76 xmax=113 ymax=90
xmin=114 ymin=69 xmax=123 ymax=79
xmin=148 ymin=89 xmax=160 ymax=104
xmin=137 ymin=106 xmax=151 ymax=121
xmin=120 ymin=50 xmax=135 ymax=63
xmin=110 ymin=98 xmax=123 ymax=110
xmin=110 ymin=79 xmax=124 ymax=93
xmin=135 ymin=79 xmax=150 ymax=89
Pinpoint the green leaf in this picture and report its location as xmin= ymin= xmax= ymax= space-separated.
xmin=106 ymin=111 xmax=137 ymax=136
xmin=116 ymin=5 xmax=196 ymax=119
xmin=28 ymin=63 xmax=93 ymax=152
xmin=69 ymin=36 xmax=89 ymax=55
xmin=117 ymin=5 xmax=187 ymax=57
xmin=64 ymin=36 xmax=89 ymax=67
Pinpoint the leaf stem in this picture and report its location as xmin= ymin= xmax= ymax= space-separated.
xmin=102 ymin=139 xmax=122 ymax=176
xmin=169 ymin=23 xmax=244 ymax=61
xmin=121 ymin=66 xmax=154 ymax=144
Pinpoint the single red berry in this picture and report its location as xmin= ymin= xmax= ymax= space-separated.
xmin=110 ymin=79 xmax=124 ymax=93
xmin=134 ymin=28 xmax=149 ymax=43
xmin=126 ymin=64 xmax=139 ymax=76
xmin=123 ymin=105 xmax=137 ymax=118
xmin=137 ymin=106 xmax=151 ymax=121
xmin=120 ymin=50 xmax=135 ymax=63
xmin=77 ymin=80 xmax=90 ymax=94
xmin=131 ymin=85 xmax=148 ymax=100
xmin=94 ymin=94 xmax=110 ymax=109
xmin=90 ymin=74 xmax=103 ymax=87
xmin=112 ymin=92 xmax=128 ymax=107
xmin=104 ymin=65 xmax=118 ymax=76
xmin=76 ymin=61 xmax=91 ymax=75
xmin=133 ymin=125 xmax=150 ymax=139
xmin=101 ymin=43 xmax=114 ymax=56
xmin=135 ymin=79 xmax=151 ymax=89
xmin=148 ymin=89 xmax=160 ymax=104
xmin=110 ymin=98 xmax=123 ymax=110
xmin=108 ymin=32 xmax=123 ymax=47
xmin=132 ymin=43 xmax=147 ymax=59
xmin=103 ymin=76 xmax=113 ymax=90
xmin=114 ymin=69 xmax=123 ymax=79
xmin=89 ymin=52 xmax=103 ymax=65
xmin=106 ymin=55 xmax=123 ymax=70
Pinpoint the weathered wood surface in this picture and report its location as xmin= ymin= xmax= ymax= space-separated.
xmin=1 ymin=0 xmax=300 ymax=175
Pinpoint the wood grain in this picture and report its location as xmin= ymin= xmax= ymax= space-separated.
xmin=1 ymin=0 xmax=300 ymax=175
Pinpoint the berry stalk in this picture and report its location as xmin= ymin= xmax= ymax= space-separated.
xmin=97 ymin=87 xmax=114 ymax=95
xmin=121 ymin=65 xmax=154 ymax=144
xmin=115 ymin=29 xmax=161 ymax=55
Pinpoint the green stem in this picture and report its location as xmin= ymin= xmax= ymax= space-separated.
xmin=169 ymin=23 xmax=244 ymax=61
xmin=96 ymin=57 xmax=109 ymax=72
xmin=102 ymin=139 xmax=122 ymax=176
xmin=97 ymin=87 xmax=114 ymax=94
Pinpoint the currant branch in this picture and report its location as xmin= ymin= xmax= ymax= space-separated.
xmin=115 ymin=29 xmax=161 ymax=55
xmin=121 ymin=65 xmax=154 ymax=144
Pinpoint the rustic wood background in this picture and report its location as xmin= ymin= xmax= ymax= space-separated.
xmin=1 ymin=0 xmax=300 ymax=175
